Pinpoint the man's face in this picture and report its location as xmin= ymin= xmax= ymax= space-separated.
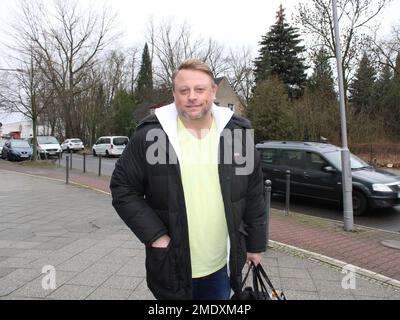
xmin=173 ymin=69 xmax=217 ymax=121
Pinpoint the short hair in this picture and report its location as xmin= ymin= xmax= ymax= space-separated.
xmin=172 ymin=59 xmax=215 ymax=90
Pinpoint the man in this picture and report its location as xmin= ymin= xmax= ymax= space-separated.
xmin=110 ymin=59 xmax=266 ymax=300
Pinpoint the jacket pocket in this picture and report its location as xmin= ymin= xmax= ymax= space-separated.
xmin=145 ymin=242 xmax=178 ymax=291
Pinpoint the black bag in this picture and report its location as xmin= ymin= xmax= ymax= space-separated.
xmin=231 ymin=262 xmax=286 ymax=300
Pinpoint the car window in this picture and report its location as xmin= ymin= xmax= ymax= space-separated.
xmin=279 ymin=150 xmax=304 ymax=169
xmin=11 ymin=140 xmax=30 ymax=148
xmin=306 ymin=152 xmax=329 ymax=171
xmin=113 ymin=137 xmax=129 ymax=146
xmin=323 ymin=150 xmax=370 ymax=170
xmin=71 ymin=139 xmax=82 ymax=143
xmin=0 ymin=140 xmax=5 ymax=147
xmin=104 ymin=138 xmax=111 ymax=144
xmin=259 ymin=148 xmax=277 ymax=165
xmin=38 ymin=136 xmax=59 ymax=144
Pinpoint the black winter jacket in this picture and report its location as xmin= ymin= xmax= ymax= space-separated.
xmin=110 ymin=108 xmax=266 ymax=300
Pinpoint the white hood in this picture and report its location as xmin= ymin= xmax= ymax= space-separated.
xmin=154 ymin=103 xmax=234 ymax=161
xmin=39 ymin=143 xmax=61 ymax=150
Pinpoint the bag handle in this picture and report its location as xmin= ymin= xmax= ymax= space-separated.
xmin=239 ymin=262 xmax=253 ymax=290
xmin=256 ymin=263 xmax=286 ymax=300
xmin=252 ymin=263 xmax=270 ymax=300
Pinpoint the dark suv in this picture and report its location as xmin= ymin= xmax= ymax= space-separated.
xmin=256 ymin=141 xmax=400 ymax=215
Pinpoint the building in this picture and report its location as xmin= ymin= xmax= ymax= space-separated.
xmin=0 ymin=115 xmax=51 ymax=139
xmin=214 ymin=77 xmax=246 ymax=116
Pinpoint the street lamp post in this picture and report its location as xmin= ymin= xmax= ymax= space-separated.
xmin=332 ymin=0 xmax=354 ymax=231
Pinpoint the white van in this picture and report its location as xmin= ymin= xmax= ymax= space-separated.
xmin=28 ymin=136 xmax=62 ymax=159
xmin=92 ymin=136 xmax=129 ymax=157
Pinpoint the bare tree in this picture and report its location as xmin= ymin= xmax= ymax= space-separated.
xmin=8 ymin=0 xmax=120 ymax=139
xmin=0 ymin=47 xmax=53 ymax=160
xmin=146 ymin=19 xmax=228 ymax=88
xmin=296 ymin=0 xmax=392 ymax=95
xmin=372 ymin=25 xmax=400 ymax=75
xmin=225 ymin=47 xmax=255 ymax=105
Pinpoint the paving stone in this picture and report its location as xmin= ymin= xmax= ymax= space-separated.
xmin=280 ymin=277 xmax=317 ymax=292
xmin=101 ymin=275 xmax=143 ymax=291
xmin=0 ymin=257 xmax=38 ymax=268
xmin=128 ymin=279 xmax=155 ymax=300
xmin=46 ymin=284 xmax=96 ymax=300
xmin=56 ymin=253 xmax=103 ymax=272
xmin=278 ymin=267 xmax=312 ymax=279
xmin=0 ymin=267 xmax=17 ymax=278
xmin=283 ymin=290 xmax=319 ymax=300
xmin=85 ymin=287 xmax=132 ymax=300
xmin=117 ymin=259 xmax=146 ymax=277
xmin=67 ymin=271 xmax=112 ymax=287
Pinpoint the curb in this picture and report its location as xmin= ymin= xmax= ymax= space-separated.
xmin=269 ymin=240 xmax=400 ymax=291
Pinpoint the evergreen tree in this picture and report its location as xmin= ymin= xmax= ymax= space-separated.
xmin=375 ymin=63 xmax=393 ymax=113
xmin=383 ymin=52 xmax=400 ymax=137
xmin=349 ymin=53 xmax=377 ymax=115
xmin=246 ymin=77 xmax=292 ymax=142
xmin=254 ymin=5 xmax=307 ymax=99
xmin=136 ymin=43 xmax=153 ymax=103
xmin=308 ymin=48 xmax=336 ymax=99
xmin=112 ymin=90 xmax=137 ymax=137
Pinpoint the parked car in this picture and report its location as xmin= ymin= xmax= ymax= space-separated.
xmin=0 ymin=139 xmax=6 ymax=155
xmin=61 ymin=138 xmax=84 ymax=152
xmin=1 ymin=139 xmax=32 ymax=161
xmin=92 ymin=136 xmax=129 ymax=157
xmin=27 ymin=136 xmax=62 ymax=159
xmin=256 ymin=141 xmax=400 ymax=215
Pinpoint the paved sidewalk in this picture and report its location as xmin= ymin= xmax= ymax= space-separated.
xmin=0 ymin=161 xmax=400 ymax=300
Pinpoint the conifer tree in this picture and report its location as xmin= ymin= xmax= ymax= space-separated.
xmin=375 ymin=63 xmax=393 ymax=112
xmin=136 ymin=43 xmax=153 ymax=103
xmin=349 ymin=53 xmax=377 ymax=115
xmin=308 ymin=49 xmax=335 ymax=99
xmin=382 ymin=52 xmax=400 ymax=137
xmin=254 ymin=5 xmax=307 ymax=99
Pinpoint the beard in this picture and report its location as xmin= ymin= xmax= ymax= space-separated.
xmin=178 ymin=101 xmax=212 ymax=120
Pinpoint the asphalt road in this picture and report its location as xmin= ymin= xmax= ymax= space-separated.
xmin=59 ymin=153 xmax=400 ymax=233
xmin=59 ymin=152 xmax=118 ymax=176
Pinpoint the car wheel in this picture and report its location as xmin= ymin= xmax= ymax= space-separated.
xmin=352 ymin=190 xmax=368 ymax=216
xmin=93 ymin=149 xmax=97 ymax=157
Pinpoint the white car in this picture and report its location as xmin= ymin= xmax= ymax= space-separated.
xmin=92 ymin=136 xmax=129 ymax=157
xmin=61 ymin=138 xmax=84 ymax=152
xmin=0 ymin=140 xmax=5 ymax=155
xmin=28 ymin=136 xmax=62 ymax=159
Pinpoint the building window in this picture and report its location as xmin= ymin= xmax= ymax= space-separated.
xmin=228 ymin=103 xmax=235 ymax=112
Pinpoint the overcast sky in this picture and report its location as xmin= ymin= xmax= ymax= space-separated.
xmin=1 ymin=0 xmax=399 ymax=54
xmin=1 ymin=0 xmax=399 ymax=123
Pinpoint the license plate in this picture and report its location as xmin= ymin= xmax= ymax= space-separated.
xmin=20 ymin=154 xmax=28 ymax=158
xmin=49 ymin=152 xmax=56 ymax=155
